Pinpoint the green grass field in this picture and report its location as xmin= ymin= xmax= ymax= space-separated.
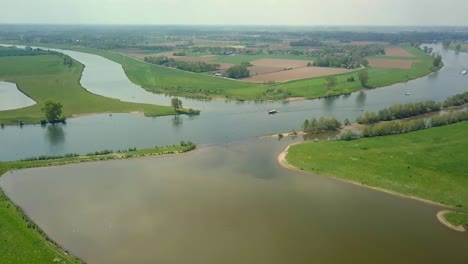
xmin=0 ymin=188 xmax=82 ymax=264
xmin=75 ymin=44 xmax=435 ymax=100
xmin=443 ymin=212 xmax=468 ymax=228
xmin=0 ymin=53 xmax=180 ymax=124
xmin=0 ymin=144 xmax=194 ymax=264
xmin=286 ymin=122 xmax=468 ymax=208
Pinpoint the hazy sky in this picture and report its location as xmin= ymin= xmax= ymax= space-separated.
xmin=1 ymin=0 xmax=468 ymax=26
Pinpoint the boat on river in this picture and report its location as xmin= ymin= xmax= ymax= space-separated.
xmin=462 ymin=70 xmax=467 ymax=75
xmin=268 ymin=109 xmax=278 ymax=114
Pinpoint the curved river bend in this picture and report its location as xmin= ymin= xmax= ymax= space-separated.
xmin=0 ymin=44 xmax=467 ymax=161
xmin=0 ymin=81 xmax=36 ymax=111
xmin=0 ymin=44 xmax=467 ymax=263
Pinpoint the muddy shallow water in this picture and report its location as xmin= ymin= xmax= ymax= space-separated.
xmin=1 ymin=139 xmax=468 ymax=264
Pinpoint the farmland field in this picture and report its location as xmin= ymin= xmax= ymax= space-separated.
xmin=368 ymin=58 xmax=415 ymax=69
xmin=384 ymin=46 xmax=415 ymax=57
xmin=243 ymin=66 xmax=351 ymax=83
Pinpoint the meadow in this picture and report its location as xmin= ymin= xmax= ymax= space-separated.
xmin=0 ymin=52 xmax=179 ymax=124
xmin=286 ymin=122 xmax=468 ymax=208
xmin=72 ymin=43 xmax=436 ymax=100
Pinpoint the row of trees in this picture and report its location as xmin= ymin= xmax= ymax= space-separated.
xmin=340 ymin=110 xmax=468 ymax=140
xmin=356 ymin=101 xmax=442 ymax=124
xmin=361 ymin=110 xmax=468 ymax=137
xmin=443 ymin=91 xmax=468 ymax=107
xmin=302 ymin=117 xmax=341 ymax=133
xmin=356 ymin=92 xmax=468 ymax=124
xmin=144 ymin=56 xmax=220 ymax=73
xmin=312 ymin=45 xmax=383 ymax=69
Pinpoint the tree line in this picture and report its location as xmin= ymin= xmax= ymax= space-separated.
xmin=144 ymin=56 xmax=220 ymax=73
xmin=356 ymin=101 xmax=442 ymax=124
xmin=302 ymin=117 xmax=341 ymax=133
xmin=356 ymin=92 xmax=468 ymax=124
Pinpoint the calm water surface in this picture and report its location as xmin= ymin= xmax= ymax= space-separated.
xmin=0 ymin=44 xmax=467 ymax=263
xmin=1 ymin=140 xmax=468 ymax=264
xmin=0 ymin=44 xmax=467 ymax=160
xmin=0 ymin=81 xmax=36 ymax=111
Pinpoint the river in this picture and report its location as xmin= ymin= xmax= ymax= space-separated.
xmin=0 ymin=81 xmax=36 ymax=111
xmin=0 ymin=44 xmax=467 ymax=161
xmin=0 ymin=44 xmax=467 ymax=263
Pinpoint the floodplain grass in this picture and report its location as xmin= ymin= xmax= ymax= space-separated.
xmin=69 ymin=44 xmax=436 ymax=100
xmin=0 ymin=188 xmax=82 ymax=264
xmin=0 ymin=144 xmax=196 ymax=264
xmin=443 ymin=212 xmax=468 ymax=228
xmin=286 ymin=122 xmax=468 ymax=208
xmin=3 ymin=42 xmax=437 ymax=101
xmin=0 ymin=54 xmax=181 ymax=125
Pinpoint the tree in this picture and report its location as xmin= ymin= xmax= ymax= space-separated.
xmin=325 ymin=76 xmax=337 ymax=91
xmin=171 ymin=97 xmax=182 ymax=111
xmin=358 ymin=69 xmax=369 ymax=87
xmin=41 ymin=99 xmax=63 ymax=122
xmin=226 ymin=65 xmax=250 ymax=79
xmin=433 ymin=54 xmax=442 ymax=67
xmin=455 ymin=44 xmax=461 ymax=53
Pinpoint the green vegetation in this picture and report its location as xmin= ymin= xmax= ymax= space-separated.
xmin=68 ymin=44 xmax=435 ymax=100
xmin=0 ymin=53 xmax=184 ymax=125
xmin=313 ymin=44 xmax=383 ymax=69
xmin=144 ymin=55 xmax=220 ymax=73
xmin=171 ymin=97 xmax=182 ymax=111
xmin=286 ymin=122 xmax=468 ymax=208
xmin=0 ymin=143 xmax=196 ymax=264
xmin=0 ymin=188 xmax=83 ymax=264
xmin=356 ymin=92 xmax=468 ymax=124
xmin=6 ymin=42 xmax=437 ymax=101
xmin=41 ymin=99 xmax=64 ymax=123
xmin=443 ymin=212 xmax=468 ymax=229
xmin=361 ymin=110 xmax=468 ymax=137
xmin=226 ymin=64 xmax=250 ymax=79
xmin=302 ymin=117 xmax=341 ymax=133
xmin=357 ymin=101 xmax=442 ymax=124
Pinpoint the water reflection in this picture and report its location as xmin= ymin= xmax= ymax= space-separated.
xmin=45 ymin=124 xmax=65 ymax=146
xmin=323 ymin=96 xmax=338 ymax=115
xmin=171 ymin=115 xmax=183 ymax=127
xmin=356 ymin=90 xmax=366 ymax=110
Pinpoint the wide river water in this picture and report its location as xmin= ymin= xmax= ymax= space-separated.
xmin=0 ymin=44 xmax=468 ymax=263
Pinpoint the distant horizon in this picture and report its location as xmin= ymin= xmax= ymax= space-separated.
xmin=2 ymin=0 xmax=468 ymax=26
xmin=1 ymin=23 xmax=468 ymax=29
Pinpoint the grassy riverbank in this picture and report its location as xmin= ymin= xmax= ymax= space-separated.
xmin=0 ymin=52 xmax=188 ymax=125
xmin=285 ymin=122 xmax=468 ymax=208
xmin=73 ymin=44 xmax=437 ymax=100
xmin=0 ymin=144 xmax=196 ymax=264
xmin=444 ymin=212 xmax=468 ymax=229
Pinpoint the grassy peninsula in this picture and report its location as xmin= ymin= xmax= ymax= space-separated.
xmin=443 ymin=212 xmax=468 ymax=229
xmin=0 ymin=143 xmax=196 ymax=263
xmin=285 ymin=122 xmax=468 ymax=208
xmin=7 ymin=42 xmax=438 ymax=101
xmin=74 ymin=44 xmax=437 ymax=100
xmin=0 ymin=49 xmax=191 ymax=125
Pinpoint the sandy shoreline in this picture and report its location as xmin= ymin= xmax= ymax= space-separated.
xmin=436 ymin=210 xmax=467 ymax=232
xmin=277 ymin=142 xmax=454 ymax=209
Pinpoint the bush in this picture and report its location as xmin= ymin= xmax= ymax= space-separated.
xmin=303 ymin=117 xmax=341 ymax=133
xmin=347 ymin=76 xmax=355 ymax=82
xmin=357 ymin=101 xmax=442 ymax=124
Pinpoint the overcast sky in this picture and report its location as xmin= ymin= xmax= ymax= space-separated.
xmin=1 ymin=0 xmax=468 ymax=26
